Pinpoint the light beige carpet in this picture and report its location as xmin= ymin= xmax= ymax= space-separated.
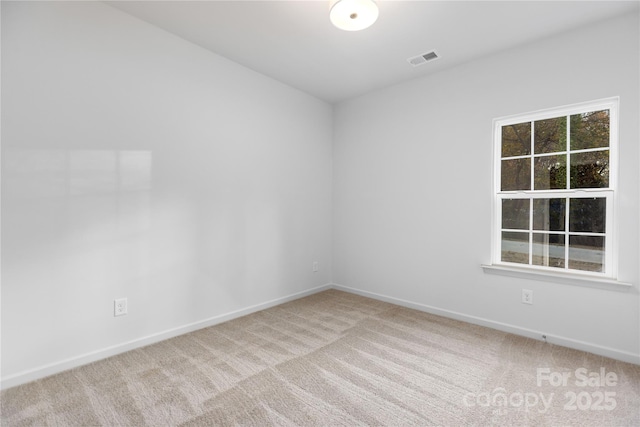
xmin=2 ymin=289 xmax=639 ymax=426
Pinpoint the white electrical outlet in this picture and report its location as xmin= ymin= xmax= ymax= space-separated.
xmin=114 ymin=298 xmax=128 ymax=316
xmin=522 ymin=289 xmax=533 ymax=305
xmin=312 ymin=261 xmax=319 ymax=272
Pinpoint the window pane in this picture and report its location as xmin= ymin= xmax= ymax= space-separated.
xmin=502 ymin=199 xmax=529 ymax=230
xmin=534 ymin=116 xmax=567 ymax=154
xmin=534 ymin=154 xmax=566 ymax=190
xmin=570 ymin=110 xmax=609 ymax=150
xmin=533 ymin=198 xmax=565 ymax=231
xmin=501 ymin=231 xmax=529 ymax=264
xmin=570 ymin=150 xmax=609 ymax=188
xmin=501 ymin=158 xmax=531 ymax=191
xmin=502 ymin=122 xmax=531 ymax=157
xmin=533 ymin=233 xmax=565 ymax=268
xmin=569 ymin=235 xmax=604 ymax=272
xmin=569 ymin=198 xmax=606 ymax=233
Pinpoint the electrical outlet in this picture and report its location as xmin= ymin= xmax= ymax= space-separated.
xmin=522 ymin=289 xmax=533 ymax=305
xmin=114 ymin=298 xmax=128 ymax=316
xmin=312 ymin=261 xmax=319 ymax=272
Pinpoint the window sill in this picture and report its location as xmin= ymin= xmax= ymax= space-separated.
xmin=481 ymin=264 xmax=633 ymax=291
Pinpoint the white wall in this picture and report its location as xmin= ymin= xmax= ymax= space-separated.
xmin=2 ymin=2 xmax=638 ymax=389
xmin=333 ymin=13 xmax=640 ymax=361
xmin=1 ymin=1 xmax=332 ymax=384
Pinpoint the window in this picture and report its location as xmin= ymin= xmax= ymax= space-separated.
xmin=493 ymin=98 xmax=618 ymax=278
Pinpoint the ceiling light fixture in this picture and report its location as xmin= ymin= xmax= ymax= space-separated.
xmin=329 ymin=0 xmax=379 ymax=31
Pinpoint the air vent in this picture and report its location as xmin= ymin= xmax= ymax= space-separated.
xmin=407 ymin=51 xmax=439 ymax=67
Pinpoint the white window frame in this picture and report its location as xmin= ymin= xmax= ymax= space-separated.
xmin=490 ymin=97 xmax=621 ymax=283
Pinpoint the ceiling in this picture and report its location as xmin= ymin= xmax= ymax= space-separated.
xmin=107 ymin=1 xmax=639 ymax=104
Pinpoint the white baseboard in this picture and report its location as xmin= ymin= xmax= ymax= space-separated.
xmin=332 ymin=283 xmax=640 ymax=365
xmin=4 ymin=281 xmax=637 ymax=389
xmin=1 ymin=284 xmax=332 ymax=390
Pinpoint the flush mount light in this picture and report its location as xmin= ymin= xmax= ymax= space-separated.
xmin=330 ymin=0 xmax=379 ymax=31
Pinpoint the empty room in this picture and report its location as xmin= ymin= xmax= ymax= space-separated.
xmin=1 ymin=1 xmax=639 ymax=425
